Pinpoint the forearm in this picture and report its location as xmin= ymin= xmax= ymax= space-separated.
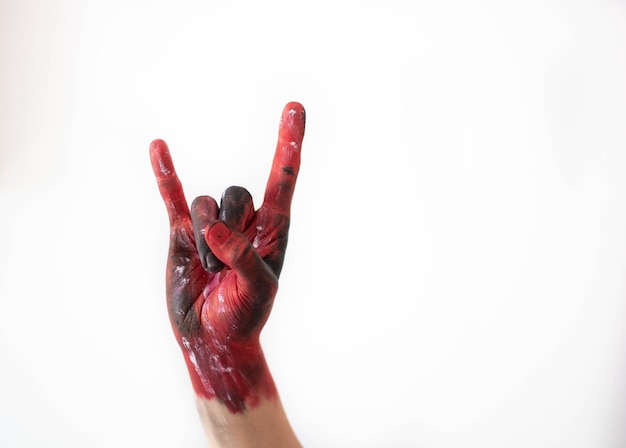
xmin=178 ymin=335 xmax=301 ymax=447
xmin=195 ymin=391 xmax=301 ymax=448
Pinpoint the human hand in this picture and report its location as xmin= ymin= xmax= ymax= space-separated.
xmin=149 ymin=102 xmax=306 ymax=413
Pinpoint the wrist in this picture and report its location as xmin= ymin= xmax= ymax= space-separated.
xmin=178 ymin=332 xmax=277 ymax=413
xmin=195 ymin=395 xmax=301 ymax=448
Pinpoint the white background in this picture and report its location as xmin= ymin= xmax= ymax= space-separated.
xmin=1 ymin=1 xmax=626 ymax=447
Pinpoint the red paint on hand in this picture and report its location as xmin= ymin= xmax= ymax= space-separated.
xmin=150 ymin=103 xmax=306 ymax=413
xmin=208 ymin=221 xmax=231 ymax=245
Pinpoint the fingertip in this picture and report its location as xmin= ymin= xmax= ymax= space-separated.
xmin=204 ymin=252 xmax=225 ymax=273
xmin=150 ymin=138 xmax=167 ymax=148
xmin=204 ymin=221 xmax=235 ymax=270
xmin=280 ymin=102 xmax=306 ymax=143
xmin=207 ymin=221 xmax=232 ymax=246
xmin=283 ymin=101 xmax=305 ymax=114
xmin=149 ymin=139 xmax=175 ymax=178
xmin=191 ymin=194 xmax=218 ymax=214
xmin=149 ymin=138 xmax=168 ymax=158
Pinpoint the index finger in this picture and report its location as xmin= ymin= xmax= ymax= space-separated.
xmin=262 ymin=102 xmax=306 ymax=214
xmin=149 ymin=139 xmax=190 ymax=226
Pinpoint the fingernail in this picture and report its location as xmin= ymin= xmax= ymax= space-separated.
xmin=208 ymin=221 xmax=231 ymax=245
xmin=204 ymin=253 xmax=225 ymax=273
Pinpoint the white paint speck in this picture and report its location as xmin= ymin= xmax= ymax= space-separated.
xmin=182 ymin=337 xmax=201 ymax=374
xmin=253 ymin=225 xmax=263 ymax=248
xmin=158 ymin=158 xmax=171 ymax=176
xmin=188 ymin=351 xmax=199 ymax=371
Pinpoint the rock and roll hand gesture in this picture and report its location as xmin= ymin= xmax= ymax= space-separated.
xmin=149 ymin=102 xmax=306 ymax=414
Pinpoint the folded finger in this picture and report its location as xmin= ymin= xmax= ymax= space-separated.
xmin=206 ymin=221 xmax=278 ymax=302
xmin=219 ymin=186 xmax=255 ymax=233
xmin=190 ymin=195 xmax=222 ymax=273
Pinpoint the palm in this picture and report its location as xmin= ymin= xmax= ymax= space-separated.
xmin=167 ymin=205 xmax=289 ymax=341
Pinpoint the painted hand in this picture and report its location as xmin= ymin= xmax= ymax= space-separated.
xmin=149 ymin=102 xmax=306 ymax=413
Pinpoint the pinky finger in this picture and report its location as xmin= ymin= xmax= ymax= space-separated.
xmin=149 ymin=139 xmax=190 ymax=226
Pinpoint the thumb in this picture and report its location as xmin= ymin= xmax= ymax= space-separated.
xmin=205 ymin=221 xmax=278 ymax=299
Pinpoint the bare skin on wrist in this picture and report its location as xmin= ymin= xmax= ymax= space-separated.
xmin=196 ymin=396 xmax=301 ymax=448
